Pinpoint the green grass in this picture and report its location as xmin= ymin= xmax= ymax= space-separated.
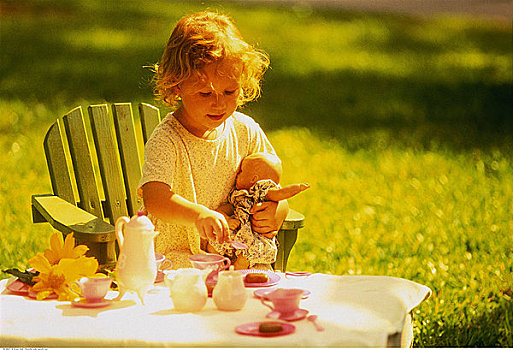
xmin=1 ymin=0 xmax=512 ymax=346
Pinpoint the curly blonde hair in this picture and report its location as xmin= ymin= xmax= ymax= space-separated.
xmin=154 ymin=11 xmax=270 ymax=108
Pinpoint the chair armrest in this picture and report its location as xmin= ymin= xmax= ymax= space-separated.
xmin=31 ymin=194 xmax=115 ymax=242
xmin=281 ymin=208 xmax=305 ymax=230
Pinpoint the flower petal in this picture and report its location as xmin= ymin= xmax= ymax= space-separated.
xmin=49 ymin=233 xmax=64 ymax=255
xmin=63 ymin=233 xmax=76 ymax=256
xmin=57 ymin=257 xmax=99 ymax=283
xmin=72 ymin=245 xmax=89 ymax=259
xmin=35 ymin=290 xmax=53 ymax=301
xmin=55 ymin=286 xmax=75 ymax=301
xmin=44 ymin=249 xmax=60 ymax=265
xmin=28 ymin=253 xmax=52 ymax=273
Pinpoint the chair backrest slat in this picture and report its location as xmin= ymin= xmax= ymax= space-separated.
xmin=139 ymin=103 xmax=161 ymax=143
xmin=43 ymin=121 xmax=75 ymax=204
xmin=62 ymin=107 xmax=103 ymax=218
xmin=112 ymin=103 xmax=143 ymax=216
xmin=88 ymin=104 xmax=128 ymax=224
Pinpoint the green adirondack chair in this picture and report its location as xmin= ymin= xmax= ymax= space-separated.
xmin=31 ymin=102 xmax=304 ymax=271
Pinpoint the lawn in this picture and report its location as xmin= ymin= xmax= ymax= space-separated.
xmin=1 ymin=0 xmax=512 ymax=346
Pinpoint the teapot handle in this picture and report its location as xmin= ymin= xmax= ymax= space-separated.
xmin=115 ymin=216 xmax=130 ymax=249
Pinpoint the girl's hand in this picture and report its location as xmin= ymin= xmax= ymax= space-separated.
xmin=195 ymin=206 xmax=229 ymax=243
xmin=250 ymin=200 xmax=288 ymax=236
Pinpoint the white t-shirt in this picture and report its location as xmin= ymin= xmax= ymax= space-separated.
xmin=138 ymin=111 xmax=276 ymax=268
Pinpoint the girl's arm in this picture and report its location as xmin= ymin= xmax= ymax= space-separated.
xmin=216 ymin=203 xmax=240 ymax=231
xmin=142 ymin=181 xmax=229 ymax=243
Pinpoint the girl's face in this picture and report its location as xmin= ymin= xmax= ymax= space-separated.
xmin=175 ymin=60 xmax=241 ymax=139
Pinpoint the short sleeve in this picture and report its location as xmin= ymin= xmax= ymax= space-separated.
xmin=233 ymin=112 xmax=276 ymax=157
xmin=138 ymin=122 xmax=177 ymax=190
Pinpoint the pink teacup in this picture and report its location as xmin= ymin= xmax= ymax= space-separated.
xmin=155 ymin=253 xmax=172 ymax=271
xmin=70 ymin=276 xmax=112 ymax=302
xmin=189 ymin=253 xmax=230 ymax=272
xmin=189 ymin=254 xmax=230 ymax=293
xmin=260 ymin=288 xmax=304 ymax=316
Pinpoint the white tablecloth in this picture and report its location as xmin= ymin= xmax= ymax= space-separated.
xmin=0 ymin=273 xmax=431 ymax=347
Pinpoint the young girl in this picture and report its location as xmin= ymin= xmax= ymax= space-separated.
xmin=138 ymin=11 xmax=289 ymax=268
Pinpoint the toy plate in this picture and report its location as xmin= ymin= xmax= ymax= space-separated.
xmin=267 ymin=308 xmax=309 ymax=322
xmin=254 ymin=287 xmax=311 ymax=299
xmin=154 ymin=270 xmax=165 ymax=284
xmin=28 ymin=289 xmax=58 ymax=300
xmin=239 ymin=269 xmax=281 ymax=288
xmin=7 ymin=280 xmax=58 ymax=300
xmin=6 ymin=280 xmax=29 ymax=295
xmin=235 ymin=322 xmax=295 ymax=337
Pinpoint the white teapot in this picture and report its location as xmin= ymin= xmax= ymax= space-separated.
xmin=212 ymin=267 xmax=248 ymax=311
xmin=165 ymin=268 xmax=208 ymax=312
xmin=115 ymin=211 xmax=158 ymax=304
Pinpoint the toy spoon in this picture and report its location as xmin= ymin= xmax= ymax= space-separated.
xmin=228 ymin=241 xmax=247 ymax=250
xmin=307 ymin=315 xmax=324 ymax=331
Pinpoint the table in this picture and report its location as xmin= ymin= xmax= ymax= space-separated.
xmin=0 ymin=273 xmax=431 ymax=347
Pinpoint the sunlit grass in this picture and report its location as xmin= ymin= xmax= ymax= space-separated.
xmin=271 ymin=127 xmax=513 ymax=346
xmin=0 ymin=0 xmax=512 ymax=346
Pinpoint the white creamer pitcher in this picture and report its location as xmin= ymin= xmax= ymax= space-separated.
xmin=115 ymin=211 xmax=158 ymax=304
xmin=165 ymin=268 xmax=208 ymax=312
xmin=212 ymin=268 xmax=248 ymax=311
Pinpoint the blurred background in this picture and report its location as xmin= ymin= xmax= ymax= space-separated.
xmin=1 ymin=0 xmax=512 ymax=346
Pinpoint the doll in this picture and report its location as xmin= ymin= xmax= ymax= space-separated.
xmin=208 ymin=153 xmax=309 ymax=270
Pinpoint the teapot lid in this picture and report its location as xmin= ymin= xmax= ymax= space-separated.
xmin=127 ymin=211 xmax=155 ymax=231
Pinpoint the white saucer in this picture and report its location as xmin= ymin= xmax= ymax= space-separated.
xmin=266 ymin=308 xmax=308 ymax=322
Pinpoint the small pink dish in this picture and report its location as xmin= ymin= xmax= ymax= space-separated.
xmin=285 ymin=272 xmax=312 ymax=278
xmin=254 ymin=287 xmax=311 ymax=300
xmin=235 ymin=322 xmax=295 ymax=337
xmin=6 ymin=280 xmax=29 ymax=295
xmin=238 ymin=269 xmax=281 ymax=288
xmin=71 ymin=298 xmax=112 ymax=308
xmin=28 ymin=289 xmax=58 ymax=300
xmin=267 ymin=308 xmax=309 ymax=322
xmin=154 ymin=270 xmax=165 ymax=284
xmin=7 ymin=275 xmax=57 ymax=300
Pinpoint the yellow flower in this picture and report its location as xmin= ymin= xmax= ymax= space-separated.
xmin=44 ymin=232 xmax=89 ymax=265
xmin=29 ymin=253 xmax=103 ymax=301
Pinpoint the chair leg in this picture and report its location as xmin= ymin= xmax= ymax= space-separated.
xmin=274 ymin=228 xmax=299 ymax=272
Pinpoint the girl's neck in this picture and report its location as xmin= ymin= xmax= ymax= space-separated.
xmin=174 ymin=107 xmax=225 ymax=140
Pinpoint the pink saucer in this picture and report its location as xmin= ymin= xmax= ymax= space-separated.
xmin=238 ymin=269 xmax=281 ymax=288
xmin=71 ymin=298 xmax=112 ymax=308
xmin=267 ymin=308 xmax=309 ymax=322
xmin=235 ymin=322 xmax=295 ymax=337
xmin=28 ymin=289 xmax=58 ymax=300
xmin=6 ymin=275 xmax=57 ymax=300
xmin=254 ymin=287 xmax=311 ymax=300
xmin=6 ymin=280 xmax=29 ymax=295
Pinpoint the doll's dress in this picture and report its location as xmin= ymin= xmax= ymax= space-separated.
xmin=211 ymin=179 xmax=278 ymax=267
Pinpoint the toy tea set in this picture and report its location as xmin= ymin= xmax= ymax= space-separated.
xmin=87 ymin=212 xmax=320 ymax=335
